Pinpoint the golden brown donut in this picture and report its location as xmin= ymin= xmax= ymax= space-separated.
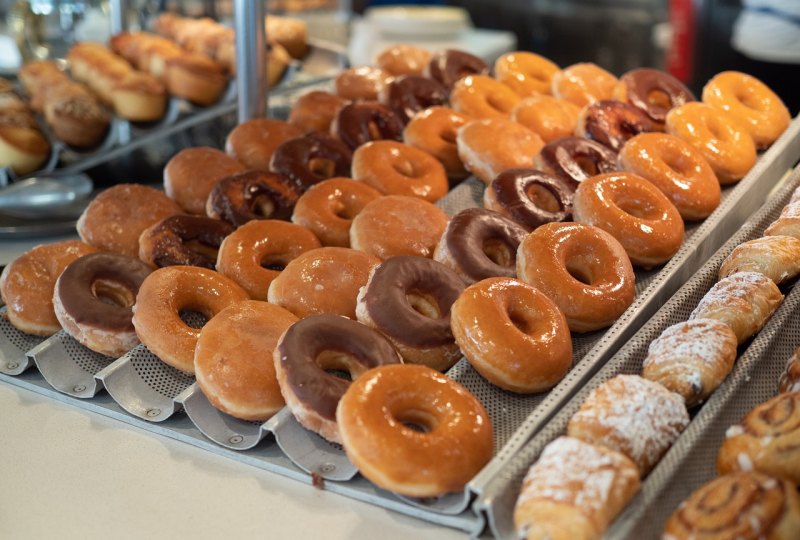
xmin=265 ymin=15 xmax=309 ymax=59
xmin=267 ymin=247 xmax=380 ymax=319
xmin=374 ymin=44 xmax=432 ymax=76
xmin=287 ymin=91 xmax=349 ymax=134
xmin=334 ymin=66 xmax=392 ymax=101
xmin=194 ymin=300 xmax=298 ymax=421
xmin=132 ymin=266 xmax=249 ymax=373
xmin=77 ymin=184 xmax=183 ymax=258
xmin=216 ymin=219 xmax=321 ymax=300
xmin=451 ymin=277 xmax=572 ymax=393
xmin=337 ymin=364 xmax=493 ymax=497
xmin=403 ymin=106 xmax=472 ymax=179
xmin=163 ymin=147 xmax=246 ymax=215
xmin=290 ymin=177 xmax=382 ymax=247
xmin=0 ymin=240 xmax=97 ymax=336
xmin=619 ymin=132 xmax=721 ymax=221
xmin=225 ymin=119 xmax=303 ymax=172
xmin=572 ymin=172 xmax=685 ymax=268
xmin=494 ymin=51 xmax=559 ymax=97
xmin=551 ymin=62 xmax=618 ymax=107
xmin=517 ymin=222 xmax=635 ymax=333
xmin=456 ymin=117 xmax=545 ymax=185
xmin=351 ymin=140 xmax=448 ymax=202
xmin=450 ymin=75 xmax=521 ymax=119
xmin=349 ymin=195 xmax=448 ymax=260
xmin=511 ymin=95 xmax=581 ymax=143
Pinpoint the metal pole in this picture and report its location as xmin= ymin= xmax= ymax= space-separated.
xmin=109 ymin=0 xmax=128 ymax=35
xmin=234 ymin=0 xmax=268 ymax=123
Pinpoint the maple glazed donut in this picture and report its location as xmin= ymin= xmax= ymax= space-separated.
xmin=511 ymin=95 xmax=581 ymax=143
xmin=337 ymin=363 xmax=493 ymax=497
xmin=551 ymin=62 xmax=618 ymax=107
xmin=351 ymin=140 xmax=448 ymax=202
xmin=163 ymin=147 xmax=246 ymax=214
xmin=614 ymin=68 xmax=695 ymax=127
xmin=53 ymin=252 xmax=152 ymax=357
xmin=573 ymin=172 xmax=684 ymax=268
xmin=380 ymin=75 xmax=448 ymax=124
xmin=702 ymin=71 xmax=790 ymax=148
xmin=450 ymin=75 xmax=521 ymax=119
xmin=425 ymin=49 xmax=489 ymax=90
xmin=576 ymin=100 xmax=657 ymax=151
xmin=206 ymin=170 xmax=301 ymax=226
xmin=620 ymin=132 xmax=721 ymax=220
xmin=0 ymin=240 xmax=97 ymax=336
xmin=132 ymin=266 xmax=249 ymax=373
xmin=666 ymin=102 xmax=757 ymax=184
xmin=216 ymin=219 xmax=321 ymax=300
xmin=517 ymin=222 xmax=635 ymax=332
xmin=375 ymin=44 xmax=431 ymax=76
xmin=138 ymin=215 xmax=232 ymax=270
xmin=451 ymin=277 xmax=572 ymax=393
xmin=225 ymin=118 xmax=303 ymax=172
xmin=287 ymin=91 xmax=348 ymax=134
xmin=494 ymin=51 xmax=559 ymax=97
xmin=331 ymin=102 xmax=404 ymax=150
xmin=274 ymin=314 xmax=402 ymax=443
xmin=456 ymin=117 xmax=544 ymax=184
xmin=433 ymin=208 xmax=528 ymax=284
xmin=334 ymin=66 xmax=392 ymax=101
xmin=533 ymin=136 xmax=618 ymax=189
xmin=483 ymin=168 xmax=574 ymax=230
xmin=403 ymin=106 xmax=472 ymax=179
xmin=269 ymin=132 xmax=352 ymax=192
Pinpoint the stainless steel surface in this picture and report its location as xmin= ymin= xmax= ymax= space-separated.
xmin=28 ymin=330 xmax=109 ymax=399
xmin=234 ymin=0 xmax=267 ymax=122
xmin=0 ymin=306 xmax=41 ymax=376
xmin=0 ymin=173 xmax=92 ymax=215
xmin=109 ymin=0 xmax=127 ymax=34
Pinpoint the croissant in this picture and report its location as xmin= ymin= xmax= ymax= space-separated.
xmin=765 ymin=200 xmax=800 ymax=240
xmin=718 ymin=235 xmax=800 ymax=284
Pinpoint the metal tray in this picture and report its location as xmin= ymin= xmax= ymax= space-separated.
xmin=475 ymin=162 xmax=800 ymax=539
xmin=1 ymin=117 xmax=799 ymax=536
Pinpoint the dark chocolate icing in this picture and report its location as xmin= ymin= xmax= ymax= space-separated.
xmin=621 ymin=68 xmax=696 ymax=123
xmin=56 ymin=252 xmax=152 ymax=331
xmin=269 ymin=132 xmax=353 ymax=192
xmin=581 ymin=100 xmax=657 ymax=151
xmin=491 ymin=169 xmax=574 ymax=230
xmin=143 ymin=215 xmax=233 ymax=269
xmin=276 ymin=314 xmax=401 ymax=421
xmin=538 ymin=136 xmax=619 ymax=189
xmin=362 ymin=256 xmax=465 ymax=349
xmin=332 ymin=102 xmax=404 ymax=150
xmin=208 ymin=170 xmax=300 ymax=226
xmin=426 ymin=49 xmax=489 ymax=90
xmin=383 ymin=75 xmax=448 ymax=124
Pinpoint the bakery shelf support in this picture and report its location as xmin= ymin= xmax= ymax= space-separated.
xmin=235 ymin=0 xmax=268 ymax=123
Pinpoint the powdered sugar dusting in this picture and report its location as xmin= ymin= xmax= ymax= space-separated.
xmin=645 ymin=319 xmax=731 ymax=369
xmin=690 ymin=271 xmax=775 ymax=320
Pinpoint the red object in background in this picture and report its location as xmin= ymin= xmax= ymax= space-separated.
xmin=667 ymin=0 xmax=695 ymax=82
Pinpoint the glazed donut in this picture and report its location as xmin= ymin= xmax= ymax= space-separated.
xmin=614 ymin=68 xmax=695 ymax=127
xmin=194 ymin=300 xmax=298 ymax=421
xmin=337 ymin=363 xmax=493 ymax=497
xmin=269 ymin=132 xmax=353 ymax=192
xmin=433 ymin=208 xmax=528 ymax=284
xmin=575 ymin=100 xmax=657 ymax=151
xmin=619 ymin=132 xmax=721 ymax=220
xmin=355 ymin=256 xmax=465 ymax=371
xmin=425 ymin=49 xmax=489 ymax=90
xmin=274 ymin=314 xmax=402 ymax=443
xmin=287 ymin=91 xmax=348 ymax=134
xmin=350 ymin=195 xmax=448 ymax=260
xmin=225 ymin=118 xmax=303 ymax=172
xmin=517 ymin=222 xmax=636 ymax=332
xmin=450 ymin=75 xmax=521 ymax=119
xmin=702 ymin=71 xmax=790 ymax=149
xmin=163 ymin=147 xmax=246 ymax=215
xmin=379 ymin=75 xmax=448 ymax=124
xmin=403 ymin=106 xmax=472 ymax=179
xmin=216 ymin=219 xmax=321 ymax=300
xmin=267 ymin=247 xmax=380 ymax=319
xmin=77 ymin=184 xmax=183 ymax=258
xmin=0 ymin=240 xmax=97 ymax=336
xmin=666 ymin=102 xmax=757 ymax=184
xmin=451 ymin=277 xmax=572 ymax=393
xmin=132 ymin=266 xmax=249 ymax=373
xmin=138 ymin=214 xmax=233 ymax=269
xmin=290 ymin=177 xmax=381 ymax=247
xmin=334 ymin=66 xmax=392 ymax=101
xmin=375 ymin=44 xmax=431 ymax=76
xmin=511 ymin=95 xmax=581 ymax=143
xmin=483 ymin=168 xmax=574 ymax=230
xmin=573 ymin=172 xmax=684 ymax=268
xmin=351 ymin=140 xmax=448 ymax=202
xmin=533 ymin=136 xmax=619 ymax=189
xmin=494 ymin=51 xmax=559 ymax=97
xmin=206 ymin=170 xmax=301 ymax=226
xmin=456 ymin=117 xmax=544 ymax=184
xmin=331 ymin=102 xmax=404 ymax=150
xmin=551 ymin=63 xmax=618 ymax=107
xmin=53 ymin=252 xmax=152 ymax=357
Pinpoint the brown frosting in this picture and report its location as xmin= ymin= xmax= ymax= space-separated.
xmin=140 ymin=215 xmax=233 ymax=269
xmin=581 ymin=100 xmax=657 ymax=151
xmin=426 ymin=49 xmax=489 ymax=90
xmin=269 ymin=132 xmax=353 ymax=192
xmin=621 ymin=68 xmax=695 ymax=123
xmin=332 ymin=102 xmax=404 ymax=150
xmin=362 ymin=256 xmax=465 ymax=348
xmin=207 ymin=170 xmax=300 ymax=226
xmin=491 ymin=169 xmax=574 ymax=229
xmin=382 ymin=75 xmax=448 ymax=124
xmin=538 ymin=136 xmax=618 ymax=189
xmin=276 ymin=314 xmax=401 ymax=421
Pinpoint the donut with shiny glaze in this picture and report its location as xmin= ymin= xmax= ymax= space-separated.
xmin=551 ymin=63 xmax=618 ymax=107
xmin=138 ymin=215 xmax=233 ymax=269
xmin=334 ymin=66 xmax=392 ymax=101
xmin=331 ymin=102 xmax=404 ymax=150
xmin=533 ymin=136 xmax=618 ymax=189
xmin=483 ymin=168 xmax=573 ymax=230
xmin=206 ymin=170 xmax=301 ymax=226
xmin=450 ymin=75 xmax=521 ymax=119
xmin=614 ymin=68 xmax=695 ymax=126
xmin=225 ymin=118 xmax=302 ymax=172
xmin=269 ymin=132 xmax=353 ymax=192
xmin=425 ymin=49 xmax=489 ymax=90
xmin=375 ymin=44 xmax=431 ymax=76
xmin=576 ymin=100 xmax=657 ymax=151
xmin=403 ymin=106 xmax=472 ymax=179
xmin=511 ymin=95 xmax=581 ymax=143
xmin=164 ymin=147 xmax=246 ymax=214
xmin=288 ymin=91 xmax=349 ymax=134
xmin=494 ymin=51 xmax=559 ymax=97
xmin=380 ymin=75 xmax=448 ymax=124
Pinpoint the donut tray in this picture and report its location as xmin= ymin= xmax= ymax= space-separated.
xmin=1 ymin=117 xmax=799 ymax=536
xmin=475 ymin=162 xmax=800 ymax=539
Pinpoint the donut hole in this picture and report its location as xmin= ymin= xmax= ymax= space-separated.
xmin=486 ymin=93 xmax=512 ymax=114
xmin=367 ymin=121 xmax=384 ymax=141
xmin=575 ymin=156 xmax=600 ymax=176
xmin=565 ymin=258 xmax=594 ymax=286
xmin=331 ymin=200 xmax=358 ymax=220
xmin=183 ymin=239 xmax=220 ymax=266
xmin=439 ymin=127 xmax=457 ymax=145
xmin=507 ymin=305 xmax=535 ymax=335
xmin=392 ymin=158 xmax=416 ymax=178
xmin=92 ymin=279 xmax=136 ymax=309
xmin=308 ymin=157 xmax=336 ymax=179
xmin=259 ymin=254 xmax=287 ymax=272
xmin=616 ymin=195 xmax=658 ymax=220
xmin=406 ymin=290 xmax=442 ymax=319
xmin=251 ymin=195 xmax=277 ymax=218
xmin=483 ymin=238 xmax=514 ymax=267
xmin=735 ymin=88 xmax=762 ymax=111
xmin=663 ymin=152 xmax=694 ymax=177
xmin=179 ymin=309 xmax=209 ymax=329
xmin=646 ymin=89 xmax=672 ymax=109
xmin=706 ymin=119 xmax=726 ymax=140
xmin=525 ymin=183 xmax=561 ymax=213
xmin=395 ymin=408 xmax=437 ymax=434
xmin=315 ymin=350 xmax=368 ymax=381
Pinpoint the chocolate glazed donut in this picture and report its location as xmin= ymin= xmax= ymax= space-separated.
xmin=486 ymin=169 xmax=574 ymax=230
xmin=269 ymin=132 xmax=353 ymax=192
xmin=332 ymin=102 xmax=404 ymax=150
xmin=433 ymin=208 xmax=528 ymax=284
xmin=139 ymin=215 xmax=233 ymax=269
xmin=207 ymin=170 xmax=301 ymax=226
xmin=578 ymin=100 xmax=657 ymax=151
xmin=382 ymin=75 xmax=448 ymax=124
xmin=426 ymin=49 xmax=489 ymax=90
xmin=274 ymin=314 xmax=402 ymax=443
xmin=620 ymin=68 xmax=695 ymax=124
xmin=535 ymin=136 xmax=618 ymax=189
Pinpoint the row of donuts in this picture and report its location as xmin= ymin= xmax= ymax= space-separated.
xmin=511 ymin=180 xmax=800 ymax=539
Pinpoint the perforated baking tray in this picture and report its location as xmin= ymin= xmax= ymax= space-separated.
xmin=475 ymin=161 xmax=800 ymax=539
xmin=1 ymin=118 xmax=799 ymax=536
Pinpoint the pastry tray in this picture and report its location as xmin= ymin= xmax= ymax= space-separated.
xmin=475 ymin=161 xmax=800 ymax=539
xmin=1 ymin=117 xmax=799 ymax=536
